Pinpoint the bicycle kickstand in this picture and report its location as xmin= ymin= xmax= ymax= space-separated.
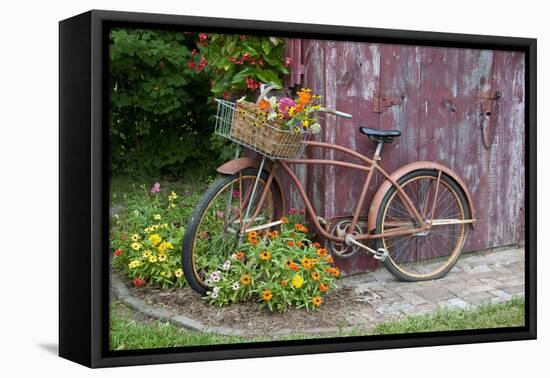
xmin=345 ymin=234 xmax=389 ymax=261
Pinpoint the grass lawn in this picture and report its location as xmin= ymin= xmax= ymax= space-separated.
xmin=110 ymin=297 xmax=525 ymax=350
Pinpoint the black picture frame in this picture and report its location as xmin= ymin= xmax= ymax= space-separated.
xmin=59 ymin=9 xmax=537 ymax=368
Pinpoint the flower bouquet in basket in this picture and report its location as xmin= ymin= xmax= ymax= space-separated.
xmin=230 ymin=85 xmax=322 ymax=159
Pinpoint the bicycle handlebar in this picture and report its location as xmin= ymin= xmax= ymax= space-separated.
xmin=319 ymin=107 xmax=353 ymax=119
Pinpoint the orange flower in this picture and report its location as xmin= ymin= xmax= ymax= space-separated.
xmin=287 ymin=241 xmax=295 ymax=247
xmin=301 ymin=257 xmax=313 ymax=270
xmin=311 ymin=271 xmax=321 ymax=281
xmin=259 ymin=250 xmax=271 ymax=261
xmin=286 ymin=259 xmax=300 ymax=271
xmin=268 ymin=230 xmax=279 ymax=239
xmin=325 ymin=267 xmax=340 ymax=277
xmin=297 ymin=88 xmax=313 ymax=105
xmin=316 ymin=248 xmax=328 ymax=257
xmin=280 ymin=280 xmax=288 ymax=286
xmin=261 ymin=289 xmax=273 ymax=301
xmin=258 ymin=99 xmax=271 ymax=112
xmin=240 ymin=274 xmax=252 ymax=285
xmin=325 ymin=255 xmax=334 ymax=264
xmin=319 ymin=282 xmax=329 ymax=292
xmin=312 ymin=296 xmax=323 ymax=307
xmin=281 ymin=217 xmax=289 ymax=224
xmin=234 ymin=251 xmax=246 ymax=261
xmin=248 ymin=231 xmax=258 ymax=239
xmin=296 ymin=241 xmax=303 ymax=248
xmin=294 ymin=224 xmax=308 ymax=233
xmin=313 ymin=242 xmax=321 ymax=248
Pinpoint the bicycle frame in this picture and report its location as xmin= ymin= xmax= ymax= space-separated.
xmin=239 ymin=139 xmax=472 ymax=243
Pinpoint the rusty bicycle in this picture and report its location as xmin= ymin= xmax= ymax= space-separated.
xmin=182 ymin=87 xmax=476 ymax=295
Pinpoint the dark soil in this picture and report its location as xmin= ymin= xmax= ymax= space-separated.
xmin=118 ymin=273 xmax=382 ymax=336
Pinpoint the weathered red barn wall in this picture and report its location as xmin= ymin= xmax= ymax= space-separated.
xmin=283 ymin=39 xmax=525 ymax=274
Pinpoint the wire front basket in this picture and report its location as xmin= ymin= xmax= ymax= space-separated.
xmin=214 ymin=99 xmax=310 ymax=160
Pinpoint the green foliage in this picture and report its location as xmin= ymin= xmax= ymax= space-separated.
xmin=110 ymin=181 xmax=204 ymax=288
xmin=204 ymin=214 xmax=340 ymax=312
xmin=109 ymin=29 xmax=223 ymax=177
xmin=189 ymin=33 xmax=289 ymax=97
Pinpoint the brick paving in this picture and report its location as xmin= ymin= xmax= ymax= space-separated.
xmin=341 ymin=246 xmax=525 ymax=321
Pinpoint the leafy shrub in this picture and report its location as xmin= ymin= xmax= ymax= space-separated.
xmin=109 ymin=29 xmax=221 ymax=177
xmin=204 ymin=214 xmax=340 ymax=312
xmin=188 ymin=33 xmax=289 ymax=97
xmin=111 ymin=182 xmax=203 ymax=288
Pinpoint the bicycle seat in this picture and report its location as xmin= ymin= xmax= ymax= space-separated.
xmin=359 ymin=127 xmax=401 ymax=143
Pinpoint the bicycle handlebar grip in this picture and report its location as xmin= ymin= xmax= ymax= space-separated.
xmin=319 ymin=107 xmax=353 ymax=119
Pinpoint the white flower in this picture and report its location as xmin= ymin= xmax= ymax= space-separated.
xmin=267 ymin=111 xmax=278 ymax=121
xmin=236 ymin=96 xmax=247 ymax=103
xmin=310 ymin=123 xmax=321 ymax=134
xmin=205 ymin=279 xmax=212 ymax=286
xmin=210 ymin=291 xmax=219 ymax=299
xmin=268 ymin=96 xmax=277 ymax=108
xmin=212 ymin=286 xmax=220 ymax=294
xmin=212 ymin=275 xmax=221 ymax=283
xmin=222 ymin=260 xmax=231 ymax=271
xmin=232 ymin=282 xmax=240 ymax=291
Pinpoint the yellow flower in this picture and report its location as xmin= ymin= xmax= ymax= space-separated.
xmin=291 ymin=274 xmax=304 ymax=289
xmin=161 ymin=223 xmax=169 ymax=229
xmin=148 ymin=255 xmax=158 ymax=263
xmin=128 ymin=259 xmax=141 ymax=269
xmin=131 ymin=234 xmax=140 ymax=242
xmin=169 ymin=191 xmax=178 ymax=200
xmin=130 ymin=242 xmax=142 ymax=251
xmin=240 ymin=274 xmax=252 ymax=285
xmin=154 ymin=214 xmax=161 ymax=221
xmin=168 ymin=203 xmax=176 ymax=209
xmin=160 ymin=271 xmax=165 ymax=276
xmin=175 ymin=268 xmax=183 ymax=278
xmin=144 ymin=227 xmax=151 ymax=233
xmin=142 ymin=250 xmax=152 ymax=258
xmin=148 ymin=233 xmax=162 ymax=247
xmin=259 ymin=250 xmax=271 ymax=261
xmin=158 ymin=253 xmax=167 ymax=262
xmin=151 ymin=224 xmax=159 ymax=231
xmin=311 ymin=271 xmax=321 ymax=281
xmin=158 ymin=241 xmax=174 ymax=253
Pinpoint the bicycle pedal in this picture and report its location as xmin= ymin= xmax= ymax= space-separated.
xmin=374 ymin=248 xmax=388 ymax=261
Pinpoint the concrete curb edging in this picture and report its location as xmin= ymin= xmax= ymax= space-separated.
xmin=111 ymin=274 xmax=358 ymax=338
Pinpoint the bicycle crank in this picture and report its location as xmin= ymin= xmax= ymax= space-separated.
xmin=344 ymin=234 xmax=389 ymax=261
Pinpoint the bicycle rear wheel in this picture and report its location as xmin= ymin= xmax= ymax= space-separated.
xmin=375 ymin=169 xmax=469 ymax=281
xmin=182 ymin=168 xmax=283 ymax=294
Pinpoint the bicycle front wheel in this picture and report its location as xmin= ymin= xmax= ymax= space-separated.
xmin=182 ymin=168 xmax=283 ymax=295
xmin=375 ymin=169 xmax=469 ymax=281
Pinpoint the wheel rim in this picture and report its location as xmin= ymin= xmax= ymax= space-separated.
xmin=191 ymin=175 xmax=276 ymax=287
xmin=381 ymin=175 xmax=466 ymax=279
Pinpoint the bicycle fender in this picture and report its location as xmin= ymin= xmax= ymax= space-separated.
xmin=216 ymin=157 xmax=286 ymax=213
xmin=367 ymin=161 xmax=476 ymax=232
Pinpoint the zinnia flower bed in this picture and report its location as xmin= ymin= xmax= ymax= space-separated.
xmin=204 ymin=213 xmax=340 ymax=312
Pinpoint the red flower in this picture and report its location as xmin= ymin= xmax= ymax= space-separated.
xmin=199 ymin=33 xmax=209 ymax=41
xmin=133 ymin=278 xmax=146 ymax=287
xmin=188 ymin=60 xmax=196 ymax=69
xmin=284 ymin=57 xmax=292 ymax=67
xmin=246 ymin=77 xmax=260 ymax=89
xmin=288 ymin=208 xmax=297 ymax=215
xmin=258 ymin=58 xmax=265 ymax=66
xmin=191 ymin=49 xmax=197 ymax=56
xmin=113 ymin=249 xmax=123 ymax=257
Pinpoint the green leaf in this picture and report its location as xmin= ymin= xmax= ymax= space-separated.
xmin=261 ymin=40 xmax=272 ymax=55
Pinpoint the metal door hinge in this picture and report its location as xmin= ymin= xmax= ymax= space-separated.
xmin=373 ymin=91 xmax=402 ymax=113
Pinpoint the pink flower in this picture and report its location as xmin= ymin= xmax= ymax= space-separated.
xmin=288 ymin=208 xmax=297 ymax=215
xmin=191 ymin=49 xmax=197 ymax=56
xmin=232 ymin=190 xmax=240 ymax=198
xmin=199 ymin=33 xmax=209 ymax=41
xmin=150 ymin=182 xmax=161 ymax=193
xmin=216 ymin=210 xmax=225 ymax=218
xmin=284 ymin=57 xmax=292 ymax=66
xmin=300 ymin=208 xmax=306 ymax=215
xmin=278 ymin=98 xmax=296 ymax=118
